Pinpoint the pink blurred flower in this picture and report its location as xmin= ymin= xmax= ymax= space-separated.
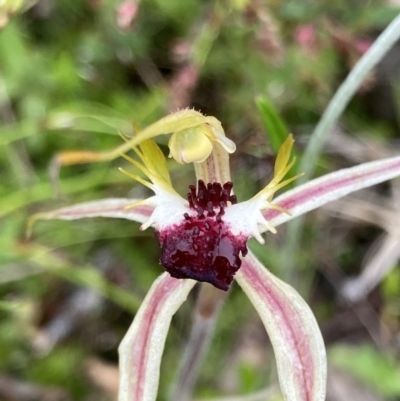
xmin=354 ymin=38 xmax=373 ymax=55
xmin=116 ymin=0 xmax=138 ymax=30
xmin=295 ymin=24 xmax=317 ymax=54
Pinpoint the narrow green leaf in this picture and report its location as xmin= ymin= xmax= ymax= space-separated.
xmin=255 ymin=96 xmax=290 ymax=155
xmin=255 ymin=96 xmax=300 ymax=183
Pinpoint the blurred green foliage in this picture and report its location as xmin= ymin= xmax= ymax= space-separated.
xmin=1 ymin=0 xmax=400 ymax=400
xmin=330 ymin=344 xmax=400 ymax=397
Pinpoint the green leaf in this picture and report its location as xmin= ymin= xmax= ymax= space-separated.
xmin=330 ymin=344 xmax=400 ymax=397
xmin=255 ymin=96 xmax=300 ymax=184
xmin=255 ymin=96 xmax=290 ymax=155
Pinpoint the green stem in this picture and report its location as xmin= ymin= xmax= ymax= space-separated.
xmin=282 ymin=14 xmax=400 ymax=286
xmin=169 ymin=284 xmax=227 ymax=401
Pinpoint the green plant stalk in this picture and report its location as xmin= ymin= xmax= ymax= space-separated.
xmin=282 ymin=14 xmax=400 ymax=287
xmin=168 ymin=284 xmax=226 ymax=401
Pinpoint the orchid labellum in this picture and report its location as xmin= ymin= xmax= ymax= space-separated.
xmin=32 ymin=109 xmax=400 ymax=401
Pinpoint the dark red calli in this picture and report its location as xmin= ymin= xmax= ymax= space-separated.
xmin=158 ymin=180 xmax=248 ymax=290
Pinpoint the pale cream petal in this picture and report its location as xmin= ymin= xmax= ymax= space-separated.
xmin=118 ymin=274 xmax=196 ymax=401
xmin=236 ymin=252 xmax=327 ymax=401
xmin=263 ymin=155 xmax=400 ymax=229
xmin=29 ymin=198 xmax=153 ymax=231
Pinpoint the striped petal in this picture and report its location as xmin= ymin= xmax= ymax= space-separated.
xmin=119 ymin=273 xmax=196 ymax=401
xmin=31 ymin=198 xmax=154 ymax=225
xmin=263 ymin=155 xmax=400 ymax=228
xmin=235 ymin=252 xmax=326 ymax=401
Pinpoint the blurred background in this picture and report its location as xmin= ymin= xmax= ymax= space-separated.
xmin=1 ymin=0 xmax=400 ymax=400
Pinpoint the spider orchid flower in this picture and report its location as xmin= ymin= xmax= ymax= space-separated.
xmin=31 ymin=110 xmax=400 ymax=401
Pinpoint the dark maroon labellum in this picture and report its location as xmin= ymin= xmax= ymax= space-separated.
xmin=157 ymin=180 xmax=248 ymax=291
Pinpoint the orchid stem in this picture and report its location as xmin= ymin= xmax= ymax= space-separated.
xmin=169 ymin=283 xmax=227 ymax=401
xmin=282 ymin=13 xmax=400 ymax=286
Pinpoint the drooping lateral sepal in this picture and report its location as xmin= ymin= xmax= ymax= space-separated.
xmin=235 ymin=252 xmax=327 ymax=401
xmin=119 ymin=274 xmax=196 ymax=401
